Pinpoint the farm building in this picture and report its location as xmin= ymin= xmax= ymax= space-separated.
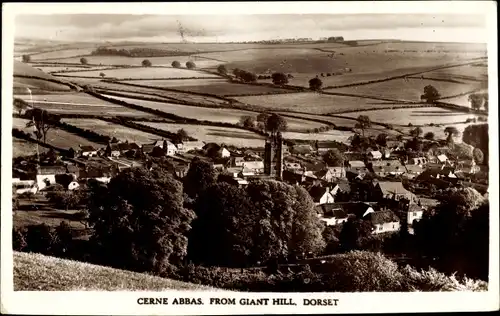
xmin=36 ymin=165 xmax=69 ymax=191
xmin=204 ymin=143 xmax=231 ymax=158
xmin=404 ymin=164 xmax=425 ymax=179
xmin=241 ymin=161 xmax=265 ymax=174
xmin=368 ymin=151 xmax=383 ymax=160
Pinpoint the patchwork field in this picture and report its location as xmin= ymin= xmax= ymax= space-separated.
xmin=14 ymin=93 xmax=154 ymax=117
xmin=136 ymin=122 xmax=266 ymax=148
xmin=13 ymin=117 xmax=102 ymax=150
xmin=233 ymin=92 xmax=398 ymax=114
xmin=62 ymin=118 xmax=159 ymax=144
xmin=326 ymin=78 xmax=484 ymax=102
xmin=55 ymin=67 xmax=220 ymax=79
xmin=220 ymin=43 xmax=486 ymax=88
xmin=341 ymin=107 xmax=486 ymax=126
xmin=121 ymin=79 xmax=293 ymax=96
xmin=13 ymin=78 xmax=72 ymax=94
xmin=47 ymin=55 xmax=222 ymax=68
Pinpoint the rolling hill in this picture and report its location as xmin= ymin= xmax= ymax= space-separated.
xmin=13 ymin=61 xmax=74 ymax=93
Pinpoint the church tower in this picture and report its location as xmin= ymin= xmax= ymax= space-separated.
xmin=264 ymin=132 xmax=284 ymax=179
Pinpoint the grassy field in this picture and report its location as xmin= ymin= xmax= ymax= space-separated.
xmin=282 ymin=129 xmax=355 ymax=143
xmin=121 ymin=79 xmax=293 ymax=96
xmin=326 ymin=78 xmax=484 ymax=102
xmin=233 ymin=92 xmax=397 ymax=114
xmin=441 ymin=89 xmax=488 ymax=107
xmin=13 ymin=251 xmax=219 ymax=291
xmin=48 ymin=55 xmax=222 ymax=68
xmin=14 ymin=92 xmax=154 ymax=117
xmin=33 ymin=65 xmax=114 ymax=74
xmin=341 ymin=107 xmax=485 ymax=126
xmin=29 ymin=48 xmax=97 ymax=60
xmin=12 ymin=138 xmax=49 ymax=157
xmin=418 ymin=63 xmax=488 ymax=83
xmin=62 ymin=118 xmax=160 ymax=144
xmin=13 ymin=117 xmax=103 ymax=149
xmin=136 ymin=122 xmax=266 ymax=148
xmin=13 ymin=61 xmax=74 ymax=93
xmin=55 ymin=67 xmax=220 ymax=79
xmin=100 ymin=94 xmax=254 ymax=123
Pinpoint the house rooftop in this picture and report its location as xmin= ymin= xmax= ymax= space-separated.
xmin=365 ymin=210 xmax=400 ymax=225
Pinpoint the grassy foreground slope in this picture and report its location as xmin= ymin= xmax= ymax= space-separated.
xmin=13 ymin=252 xmax=220 ymax=291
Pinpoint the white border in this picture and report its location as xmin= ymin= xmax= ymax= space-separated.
xmin=2 ymin=2 xmax=499 ymax=315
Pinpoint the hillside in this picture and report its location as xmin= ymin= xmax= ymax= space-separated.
xmin=13 ymin=252 xmax=222 ymax=291
xmin=13 ymin=61 xmax=73 ymax=93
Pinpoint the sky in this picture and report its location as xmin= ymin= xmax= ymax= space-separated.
xmin=14 ymin=14 xmax=488 ymax=43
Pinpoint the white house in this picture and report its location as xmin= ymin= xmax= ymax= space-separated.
xmin=242 ymin=161 xmax=265 ymax=174
xmin=68 ymin=181 xmax=80 ymax=191
xmin=165 ymin=141 xmax=178 ymax=156
xmin=36 ymin=166 xmax=68 ymax=191
xmin=368 ymin=151 xmax=383 ymax=160
xmin=220 ymin=148 xmax=231 ymax=158
xmin=365 ymin=210 xmax=401 ymax=235
xmin=437 ymin=154 xmax=449 ymax=164
xmin=308 ymin=186 xmax=335 ymax=205
xmin=79 ymin=145 xmax=98 ymax=157
xmin=12 ymin=179 xmax=38 ymax=195
xmin=316 ymin=205 xmax=350 ymax=226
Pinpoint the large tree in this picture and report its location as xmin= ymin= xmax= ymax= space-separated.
xmin=87 ymin=168 xmax=195 ymax=273
xmin=217 ymin=64 xmax=228 ymax=75
xmin=355 ymin=115 xmax=371 ymax=137
xmin=171 ymin=61 xmax=181 ymax=68
xmin=183 ymin=157 xmax=217 ymax=199
xmin=309 ymin=77 xmax=323 ymax=91
xmin=424 ymin=132 xmax=435 ymax=141
xmin=323 ymin=148 xmax=345 ymax=167
xmin=444 ymin=126 xmax=460 ymax=146
xmin=266 ymin=113 xmax=288 ymax=137
xmin=271 ymin=72 xmax=289 ymax=85
xmin=421 ymin=85 xmax=441 ymax=103
xmin=410 ymin=127 xmax=423 ymax=138
xmin=186 ymin=61 xmax=196 ymax=69
xmin=80 ymin=57 xmax=88 ymax=65
xmin=188 ymin=183 xmax=254 ymax=267
xmin=22 ymin=55 xmax=31 ymax=63
xmin=468 ymin=94 xmax=484 ymax=110
xmin=246 ymin=180 xmax=325 ymax=263
xmin=239 ymin=115 xmax=256 ymax=128
xmin=142 ymin=59 xmax=152 ymax=67
xmin=25 ymin=108 xmax=61 ymax=143
xmin=462 ymin=124 xmax=488 ymax=163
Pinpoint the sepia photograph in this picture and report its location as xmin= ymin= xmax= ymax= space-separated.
xmin=1 ymin=1 xmax=498 ymax=315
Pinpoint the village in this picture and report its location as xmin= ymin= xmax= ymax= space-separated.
xmin=12 ymin=122 xmax=488 ymax=239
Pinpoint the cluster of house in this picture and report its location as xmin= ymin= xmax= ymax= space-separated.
xmin=13 ymin=133 xmax=485 ymax=237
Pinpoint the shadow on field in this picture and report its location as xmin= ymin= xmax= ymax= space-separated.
xmin=40 ymin=210 xmax=85 ymax=222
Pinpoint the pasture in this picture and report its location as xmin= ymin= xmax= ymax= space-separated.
xmin=326 ymin=78 xmax=484 ymax=102
xmin=56 ymin=66 xmax=220 ymax=79
xmin=13 ymin=117 xmax=103 ymax=150
xmin=398 ymin=122 xmax=487 ymax=144
xmin=86 ymin=81 xmax=229 ymax=105
xmin=420 ymin=63 xmax=488 ymax=83
xmin=33 ymin=65 xmax=114 ymax=74
xmin=340 ymin=107 xmax=485 ymax=126
xmin=62 ymin=118 xmax=160 ymax=144
xmin=47 ymin=55 xmax=222 ymax=68
xmin=14 ymin=78 xmax=72 ymax=94
xmin=233 ymin=92 xmax=398 ymax=114
xmin=12 ymin=138 xmax=49 ymax=158
xmin=122 ymin=79 xmax=294 ymax=96
xmin=282 ymin=129 xmax=355 ymax=144
xmin=136 ymin=122 xmax=266 ymax=148
xmin=100 ymin=94 xmax=255 ymax=123
xmin=14 ymin=93 xmax=154 ymax=117
xmin=440 ymin=89 xmax=488 ymax=107
xmin=29 ymin=47 xmax=97 ymax=60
